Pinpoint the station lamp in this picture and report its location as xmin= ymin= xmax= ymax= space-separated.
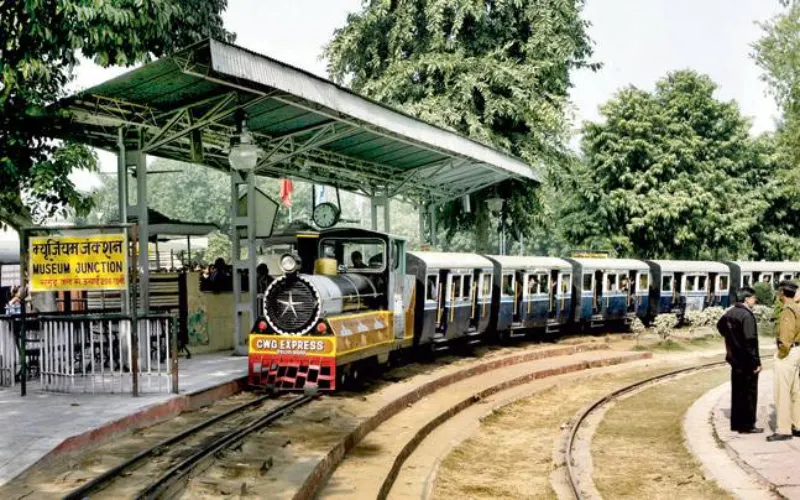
xmin=486 ymin=197 xmax=504 ymax=213
xmin=228 ymin=125 xmax=262 ymax=172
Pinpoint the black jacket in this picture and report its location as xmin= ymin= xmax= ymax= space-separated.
xmin=716 ymin=304 xmax=760 ymax=371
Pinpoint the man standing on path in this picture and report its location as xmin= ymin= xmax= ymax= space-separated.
xmin=717 ymin=287 xmax=762 ymax=433
xmin=767 ymin=281 xmax=800 ymax=442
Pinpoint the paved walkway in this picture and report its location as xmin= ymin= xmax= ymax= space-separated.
xmin=688 ymin=369 xmax=800 ymax=499
xmin=0 ymin=351 xmax=247 ymax=486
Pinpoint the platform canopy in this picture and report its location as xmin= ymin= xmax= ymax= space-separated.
xmin=53 ymin=39 xmax=538 ymax=204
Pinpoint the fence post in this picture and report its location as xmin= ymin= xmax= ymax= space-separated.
xmin=18 ymin=317 xmax=26 ymax=397
xmin=131 ymin=317 xmax=139 ymax=397
xmin=171 ymin=316 xmax=179 ymax=394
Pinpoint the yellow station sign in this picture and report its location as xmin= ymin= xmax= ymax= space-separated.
xmin=29 ymin=234 xmax=128 ymax=292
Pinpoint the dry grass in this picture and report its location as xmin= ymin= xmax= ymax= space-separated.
xmin=592 ymin=368 xmax=731 ymax=499
xmin=432 ymin=363 xmax=716 ymax=500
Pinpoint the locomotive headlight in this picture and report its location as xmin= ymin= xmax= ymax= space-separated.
xmin=279 ymin=253 xmax=301 ymax=274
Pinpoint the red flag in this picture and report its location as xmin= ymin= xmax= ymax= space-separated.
xmin=279 ymin=178 xmax=293 ymax=208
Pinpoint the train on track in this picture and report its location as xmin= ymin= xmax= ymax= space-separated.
xmin=248 ymin=227 xmax=800 ymax=391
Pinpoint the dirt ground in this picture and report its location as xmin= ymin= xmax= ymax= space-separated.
xmin=431 ymin=339 xmax=729 ymax=500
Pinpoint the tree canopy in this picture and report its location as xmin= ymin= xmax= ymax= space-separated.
xmin=0 ymin=0 xmax=232 ymax=231
xmin=560 ymin=70 xmax=773 ymax=260
xmin=325 ymin=0 xmax=596 ymax=252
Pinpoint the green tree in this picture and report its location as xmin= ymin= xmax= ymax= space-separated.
xmin=324 ymin=0 xmax=596 ymax=252
xmin=751 ymin=3 xmax=800 ymax=259
xmin=754 ymin=2 xmax=800 ymax=164
xmin=561 ymin=70 xmax=767 ymax=259
xmin=0 ymin=0 xmax=232 ymax=231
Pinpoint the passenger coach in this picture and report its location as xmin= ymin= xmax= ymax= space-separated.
xmin=565 ymin=258 xmax=650 ymax=327
xmin=406 ymin=252 xmax=494 ymax=351
xmin=645 ymin=260 xmax=730 ymax=317
xmin=485 ymin=256 xmax=573 ymax=339
xmin=725 ymin=261 xmax=800 ymax=294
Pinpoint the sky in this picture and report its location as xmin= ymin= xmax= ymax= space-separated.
xmin=68 ymin=0 xmax=785 ymax=188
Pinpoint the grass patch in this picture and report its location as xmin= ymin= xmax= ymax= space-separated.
xmin=592 ymin=368 xmax=731 ymax=499
xmin=432 ymin=360 xmax=727 ymax=500
xmin=686 ymin=334 xmax=719 ymax=346
xmin=759 ymin=322 xmax=775 ymax=338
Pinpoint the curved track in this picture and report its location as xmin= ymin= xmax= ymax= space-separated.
xmin=63 ymin=394 xmax=314 ymax=500
xmin=564 ymin=360 xmax=728 ymax=500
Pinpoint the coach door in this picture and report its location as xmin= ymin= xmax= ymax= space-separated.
xmin=558 ymin=272 xmax=572 ymax=318
xmin=660 ymin=273 xmax=675 ymax=312
xmin=717 ymin=274 xmax=730 ymax=307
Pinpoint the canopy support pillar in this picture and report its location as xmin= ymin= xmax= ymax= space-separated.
xmin=127 ymin=143 xmax=148 ymax=313
xmin=117 ymin=128 xmax=130 ymax=314
xmin=230 ymin=170 xmax=258 ymax=356
xmin=428 ymin=204 xmax=438 ymax=248
xmin=370 ymin=196 xmax=391 ymax=233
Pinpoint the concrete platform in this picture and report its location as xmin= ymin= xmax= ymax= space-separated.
xmin=712 ymin=370 xmax=800 ymax=499
xmin=0 ymin=351 xmax=248 ymax=486
xmin=687 ymin=368 xmax=800 ymax=499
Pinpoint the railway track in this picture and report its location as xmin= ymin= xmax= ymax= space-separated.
xmin=563 ymin=360 xmax=729 ymax=500
xmin=63 ymin=394 xmax=315 ymax=500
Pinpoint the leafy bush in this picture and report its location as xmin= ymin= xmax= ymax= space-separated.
xmin=652 ymin=314 xmax=678 ymax=339
xmin=631 ymin=318 xmax=646 ymax=334
xmin=752 ymin=282 xmax=775 ymax=306
xmin=685 ymin=306 xmax=725 ymax=328
xmin=751 ymin=304 xmax=773 ymax=324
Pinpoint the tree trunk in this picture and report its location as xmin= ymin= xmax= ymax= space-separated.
xmin=0 ymin=204 xmax=33 ymax=233
xmin=475 ymin=201 xmax=490 ymax=254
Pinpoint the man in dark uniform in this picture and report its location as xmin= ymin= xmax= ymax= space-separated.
xmin=716 ymin=286 xmax=762 ymax=433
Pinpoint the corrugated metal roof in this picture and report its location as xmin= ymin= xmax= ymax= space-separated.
xmin=52 ymin=39 xmax=538 ymax=204
xmin=488 ymin=256 xmax=572 ymax=270
xmin=649 ymin=260 xmax=729 ymax=273
xmin=731 ymin=261 xmax=800 ymax=273
xmin=570 ymin=258 xmax=649 ymax=271
xmin=408 ymin=251 xmax=493 ymax=270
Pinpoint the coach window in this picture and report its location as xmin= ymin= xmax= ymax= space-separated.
xmin=561 ymin=273 xmax=572 ymax=294
xmin=638 ymin=273 xmax=649 ymax=291
xmin=480 ymin=273 xmax=492 ymax=298
xmin=783 ymin=273 xmax=793 ymax=282
xmin=742 ymin=274 xmax=752 ymax=287
xmin=450 ymin=275 xmax=462 ymax=302
xmin=686 ymin=275 xmax=698 ymax=292
xmin=605 ymin=273 xmax=617 ymax=293
xmin=718 ymin=275 xmax=729 ymax=292
xmin=538 ymin=273 xmax=550 ymax=295
xmin=698 ymin=275 xmax=707 ymax=292
xmin=794 ymin=273 xmax=800 ymax=280
xmin=502 ymin=274 xmax=515 ymax=296
xmin=662 ymin=275 xmax=673 ymax=292
xmin=426 ymin=275 xmax=439 ymax=302
xmin=525 ymin=274 xmax=536 ymax=296
xmin=583 ymin=273 xmax=593 ymax=293
xmin=463 ymin=275 xmax=472 ymax=302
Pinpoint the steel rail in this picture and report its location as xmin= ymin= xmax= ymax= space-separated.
xmin=137 ymin=394 xmax=315 ymax=500
xmin=564 ymin=360 xmax=728 ymax=500
xmin=63 ymin=393 xmax=275 ymax=500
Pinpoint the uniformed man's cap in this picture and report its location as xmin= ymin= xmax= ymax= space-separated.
xmin=779 ymin=280 xmax=799 ymax=293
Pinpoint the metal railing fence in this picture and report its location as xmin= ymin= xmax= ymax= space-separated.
xmin=0 ymin=313 xmax=178 ymax=395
